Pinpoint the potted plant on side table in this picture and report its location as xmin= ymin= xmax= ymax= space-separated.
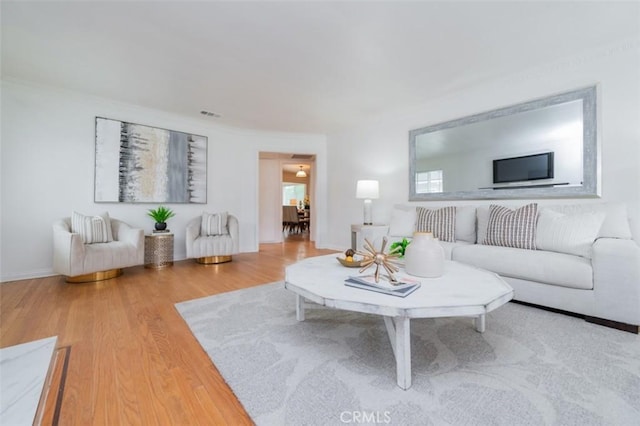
xmin=147 ymin=206 xmax=176 ymax=232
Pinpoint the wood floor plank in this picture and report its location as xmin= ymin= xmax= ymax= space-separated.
xmin=113 ymin=344 xmax=145 ymax=426
xmin=0 ymin=237 xmax=336 ymax=424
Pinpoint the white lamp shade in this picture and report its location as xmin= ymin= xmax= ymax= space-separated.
xmin=356 ymin=180 xmax=379 ymax=199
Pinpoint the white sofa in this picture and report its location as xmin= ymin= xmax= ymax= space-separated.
xmin=385 ymin=203 xmax=640 ymax=332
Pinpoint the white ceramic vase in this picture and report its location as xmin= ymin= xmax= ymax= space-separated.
xmin=404 ymin=232 xmax=445 ymax=278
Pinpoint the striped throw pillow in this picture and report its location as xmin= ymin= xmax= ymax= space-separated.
xmin=71 ymin=211 xmax=113 ymax=244
xmin=484 ymin=203 xmax=538 ymax=250
xmin=415 ymin=206 xmax=456 ymax=242
xmin=201 ymin=211 xmax=229 ymax=236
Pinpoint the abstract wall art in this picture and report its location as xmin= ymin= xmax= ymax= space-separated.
xmin=94 ymin=117 xmax=207 ymax=203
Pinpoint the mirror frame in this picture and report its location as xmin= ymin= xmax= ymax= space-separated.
xmin=408 ymin=86 xmax=598 ymax=201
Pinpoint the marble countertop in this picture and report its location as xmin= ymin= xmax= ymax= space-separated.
xmin=0 ymin=336 xmax=57 ymax=425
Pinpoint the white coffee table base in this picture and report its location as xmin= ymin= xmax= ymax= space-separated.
xmin=286 ymin=256 xmax=513 ymax=390
xmin=295 ymin=294 xmax=486 ymax=390
xmin=383 ymin=316 xmax=411 ymax=389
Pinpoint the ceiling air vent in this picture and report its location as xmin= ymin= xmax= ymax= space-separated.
xmin=200 ymin=110 xmax=221 ymax=118
xmin=291 ymin=154 xmax=314 ymax=160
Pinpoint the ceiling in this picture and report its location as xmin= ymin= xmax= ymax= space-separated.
xmin=2 ymin=1 xmax=638 ymax=134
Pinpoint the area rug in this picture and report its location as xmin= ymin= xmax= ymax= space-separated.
xmin=175 ymin=283 xmax=640 ymax=425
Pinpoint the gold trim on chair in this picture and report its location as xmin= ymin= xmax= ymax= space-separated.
xmin=66 ymin=269 xmax=123 ymax=283
xmin=196 ymin=256 xmax=232 ymax=264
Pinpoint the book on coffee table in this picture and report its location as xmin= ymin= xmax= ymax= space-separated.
xmin=344 ymin=274 xmax=421 ymax=297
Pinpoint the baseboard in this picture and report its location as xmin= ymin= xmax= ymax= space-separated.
xmin=512 ymin=300 xmax=639 ymax=334
xmin=585 ymin=316 xmax=639 ymax=334
xmin=1 ymin=268 xmax=57 ymax=283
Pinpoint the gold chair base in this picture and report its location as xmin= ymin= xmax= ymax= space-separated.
xmin=196 ymin=255 xmax=232 ymax=264
xmin=66 ymin=268 xmax=123 ymax=283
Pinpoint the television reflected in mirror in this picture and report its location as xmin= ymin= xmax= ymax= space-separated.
xmin=409 ymin=86 xmax=599 ymax=200
xmin=492 ymin=152 xmax=554 ymax=185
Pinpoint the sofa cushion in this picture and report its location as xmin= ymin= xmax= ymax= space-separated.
xmin=597 ymin=203 xmax=632 ymax=239
xmin=484 ymin=203 xmax=538 ymax=250
xmin=191 ymin=234 xmax=236 ymax=257
xmin=545 ymin=203 xmax=632 ymax=239
xmin=201 ymin=211 xmax=229 ymax=236
xmin=83 ymin=240 xmax=141 ymax=271
xmin=452 ymin=244 xmax=593 ymax=290
xmin=536 ymin=209 xmax=606 ymax=258
xmin=389 ymin=206 xmax=416 ymax=237
xmin=455 ymin=206 xmax=477 ymax=243
xmin=71 ymin=211 xmax=113 ymax=244
xmin=440 ymin=240 xmax=474 ymax=260
xmin=477 ymin=206 xmax=490 ymax=244
xmin=389 ymin=205 xmax=476 ymax=243
xmin=416 ymin=206 xmax=456 ymax=242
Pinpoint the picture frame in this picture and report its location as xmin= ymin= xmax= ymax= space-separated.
xmin=94 ymin=117 xmax=207 ymax=203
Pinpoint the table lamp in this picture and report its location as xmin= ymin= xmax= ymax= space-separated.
xmin=356 ymin=180 xmax=379 ymax=225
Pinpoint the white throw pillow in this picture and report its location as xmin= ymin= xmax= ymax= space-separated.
xmin=388 ymin=207 xmax=416 ymax=237
xmin=71 ymin=211 xmax=113 ymax=244
xmin=545 ymin=203 xmax=631 ymax=240
xmin=536 ymin=209 xmax=606 ymax=258
xmin=201 ymin=211 xmax=229 ymax=236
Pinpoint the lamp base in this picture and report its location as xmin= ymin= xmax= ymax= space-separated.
xmin=363 ymin=199 xmax=373 ymax=225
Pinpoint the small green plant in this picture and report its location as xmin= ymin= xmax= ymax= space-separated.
xmin=147 ymin=206 xmax=175 ymax=223
xmin=389 ymin=238 xmax=410 ymax=257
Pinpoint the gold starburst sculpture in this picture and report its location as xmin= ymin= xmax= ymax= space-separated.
xmin=356 ymin=237 xmax=402 ymax=283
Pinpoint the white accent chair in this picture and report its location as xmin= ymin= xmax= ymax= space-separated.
xmin=185 ymin=214 xmax=239 ymax=264
xmin=53 ymin=217 xmax=144 ymax=282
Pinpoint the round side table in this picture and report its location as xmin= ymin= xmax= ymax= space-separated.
xmin=144 ymin=232 xmax=174 ymax=269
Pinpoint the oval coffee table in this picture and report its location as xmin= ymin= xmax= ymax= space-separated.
xmin=284 ymin=254 xmax=513 ymax=390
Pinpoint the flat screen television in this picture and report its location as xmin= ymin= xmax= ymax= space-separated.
xmin=493 ymin=152 xmax=554 ymax=184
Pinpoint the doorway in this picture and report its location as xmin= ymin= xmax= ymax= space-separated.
xmin=258 ymin=152 xmax=315 ymax=246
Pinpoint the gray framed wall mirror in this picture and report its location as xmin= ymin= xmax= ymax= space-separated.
xmin=409 ymin=86 xmax=598 ymax=201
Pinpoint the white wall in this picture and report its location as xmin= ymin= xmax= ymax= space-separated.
xmin=258 ymin=158 xmax=283 ymax=243
xmin=0 ymin=80 xmax=327 ymax=281
xmin=325 ymin=39 xmax=640 ymax=250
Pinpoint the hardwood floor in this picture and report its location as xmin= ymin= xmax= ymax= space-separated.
xmin=0 ymin=240 xmax=336 ymax=425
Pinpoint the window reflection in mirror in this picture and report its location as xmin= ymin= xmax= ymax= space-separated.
xmin=415 ymin=170 xmax=443 ymax=194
